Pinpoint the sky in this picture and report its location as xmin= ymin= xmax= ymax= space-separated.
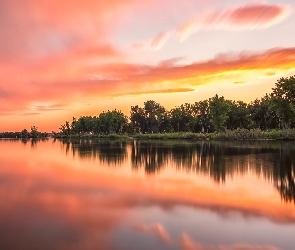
xmin=1 ymin=0 xmax=295 ymax=132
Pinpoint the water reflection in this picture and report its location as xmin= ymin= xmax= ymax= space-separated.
xmin=19 ymin=137 xmax=50 ymax=147
xmin=1 ymin=139 xmax=295 ymax=250
xmin=60 ymin=139 xmax=127 ymax=165
xmin=58 ymin=139 xmax=295 ymax=204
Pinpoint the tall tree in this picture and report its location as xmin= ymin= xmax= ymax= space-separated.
xmin=192 ymin=100 xmax=210 ymax=133
xmin=144 ymin=100 xmax=165 ymax=133
xmin=271 ymin=76 xmax=295 ymax=129
xmin=170 ymin=103 xmax=195 ymax=132
xmin=272 ymin=76 xmax=295 ymax=105
xmin=226 ymin=100 xmax=250 ymax=130
xmin=209 ymin=95 xmax=231 ymax=132
xmin=30 ymin=126 xmax=40 ymax=138
xmin=130 ymin=105 xmax=145 ymax=133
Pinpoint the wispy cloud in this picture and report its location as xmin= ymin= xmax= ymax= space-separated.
xmin=177 ymin=4 xmax=291 ymax=41
xmin=133 ymin=32 xmax=172 ymax=50
xmin=113 ymin=88 xmax=195 ymax=97
xmin=134 ymin=3 xmax=291 ymax=49
xmin=29 ymin=103 xmax=69 ymax=112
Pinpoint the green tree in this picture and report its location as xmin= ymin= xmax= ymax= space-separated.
xmin=130 ymin=105 xmax=145 ymax=133
xmin=272 ymin=76 xmax=295 ymax=105
xmin=226 ymin=100 xmax=250 ymax=130
xmin=192 ymin=100 xmax=210 ymax=133
xmin=30 ymin=126 xmax=40 ymax=138
xmin=209 ymin=95 xmax=231 ymax=132
xmin=59 ymin=121 xmax=71 ymax=135
xmin=271 ymin=76 xmax=295 ymax=129
xmin=21 ymin=129 xmax=30 ymax=138
xmin=144 ymin=100 xmax=165 ymax=133
xmin=248 ymin=95 xmax=277 ymax=130
xmin=158 ymin=111 xmax=171 ymax=133
xmin=170 ymin=103 xmax=195 ymax=132
xmin=99 ymin=110 xmax=128 ymax=134
xmin=130 ymin=100 xmax=165 ymax=133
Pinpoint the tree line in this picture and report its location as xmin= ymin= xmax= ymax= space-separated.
xmin=57 ymin=76 xmax=295 ymax=136
xmin=0 ymin=126 xmax=48 ymax=139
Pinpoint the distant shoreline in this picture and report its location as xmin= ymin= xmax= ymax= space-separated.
xmin=50 ymin=129 xmax=295 ymax=141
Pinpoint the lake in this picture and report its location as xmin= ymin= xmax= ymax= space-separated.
xmin=0 ymin=138 xmax=294 ymax=250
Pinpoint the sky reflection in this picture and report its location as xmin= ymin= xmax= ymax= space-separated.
xmin=0 ymin=139 xmax=294 ymax=249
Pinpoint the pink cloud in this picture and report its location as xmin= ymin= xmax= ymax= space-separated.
xmin=0 ymin=0 xmax=137 ymax=63
xmin=134 ymin=3 xmax=291 ymax=47
xmin=228 ymin=4 xmax=287 ymax=26
xmin=177 ymin=3 xmax=291 ymax=41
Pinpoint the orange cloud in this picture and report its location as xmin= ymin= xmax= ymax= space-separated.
xmin=113 ymin=88 xmax=195 ymax=97
xmin=85 ymin=47 xmax=295 ymax=95
xmin=1 ymin=47 xmax=295 ymax=119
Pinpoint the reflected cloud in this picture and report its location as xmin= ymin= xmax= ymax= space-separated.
xmin=0 ymin=139 xmax=294 ymax=249
xmin=0 ymin=161 xmax=132 ymax=250
xmin=133 ymin=223 xmax=172 ymax=244
xmin=181 ymin=233 xmax=203 ymax=250
xmin=180 ymin=233 xmax=280 ymax=250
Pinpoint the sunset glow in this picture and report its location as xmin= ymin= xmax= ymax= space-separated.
xmin=1 ymin=0 xmax=295 ymax=131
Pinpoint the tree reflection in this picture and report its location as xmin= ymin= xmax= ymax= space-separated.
xmin=58 ymin=139 xmax=295 ymax=204
xmin=59 ymin=139 xmax=128 ymax=166
xmin=272 ymin=143 xmax=295 ymax=204
xmin=131 ymin=141 xmax=170 ymax=174
xmin=19 ymin=138 xmax=49 ymax=147
xmin=131 ymin=140 xmax=295 ymax=203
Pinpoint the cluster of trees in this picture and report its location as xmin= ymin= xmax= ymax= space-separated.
xmin=58 ymin=76 xmax=295 ymax=135
xmin=0 ymin=126 xmax=48 ymax=139
xmin=58 ymin=110 xmax=128 ymax=136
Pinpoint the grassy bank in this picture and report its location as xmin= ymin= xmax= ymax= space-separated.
xmin=53 ymin=128 xmax=295 ymax=140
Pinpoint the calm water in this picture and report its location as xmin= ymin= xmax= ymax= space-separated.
xmin=0 ymin=139 xmax=295 ymax=250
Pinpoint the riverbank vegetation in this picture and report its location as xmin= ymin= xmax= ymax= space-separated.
xmin=55 ymin=76 xmax=295 ymax=140
xmin=2 ymin=76 xmax=295 ymax=140
xmin=0 ymin=126 xmax=48 ymax=139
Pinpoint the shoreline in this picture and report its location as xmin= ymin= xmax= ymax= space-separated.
xmin=51 ymin=129 xmax=295 ymax=141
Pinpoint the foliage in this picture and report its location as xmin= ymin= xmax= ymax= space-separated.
xmin=0 ymin=126 xmax=47 ymax=139
xmin=51 ymin=75 xmax=295 ymax=139
xmin=209 ymin=95 xmax=231 ymax=132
